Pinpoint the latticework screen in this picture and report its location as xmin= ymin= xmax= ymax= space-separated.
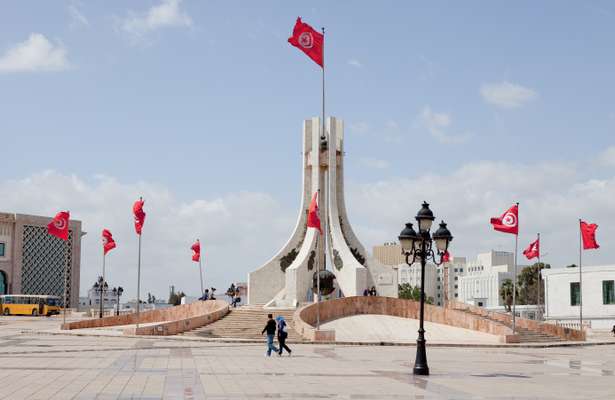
xmin=21 ymin=225 xmax=73 ymax=306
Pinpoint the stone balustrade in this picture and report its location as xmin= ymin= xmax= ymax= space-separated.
xmin=448 ymin=301 xmax=585 ymax=341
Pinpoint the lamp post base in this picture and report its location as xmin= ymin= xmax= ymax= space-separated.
xmin=413 ymin=338 xmax=429 ymax=376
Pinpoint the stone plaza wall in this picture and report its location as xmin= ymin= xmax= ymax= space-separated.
xmin=449 ymin=301 xmax=585 ymax=341
xmin=61 ymin=300 xmax=229 ymax=335
xmin=294 ymin=296 xmax=514 ymax=343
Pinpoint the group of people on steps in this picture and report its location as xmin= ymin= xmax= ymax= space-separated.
xmin=262 ymin=314 xmax=292 ymax=357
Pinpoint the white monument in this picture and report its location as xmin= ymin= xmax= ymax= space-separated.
xmin=248 ymin=117 xmax=398 ymax=307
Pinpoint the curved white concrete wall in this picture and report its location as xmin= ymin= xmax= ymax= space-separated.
xmin=248 ymin=119 xmax=316 ymax=304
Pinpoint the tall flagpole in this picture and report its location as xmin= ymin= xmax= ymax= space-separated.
xmin=316 ymin=27 xmax=325 ymax=331
xmin=316 ymin=189 xmax=321 ymax=331
xmin=512 ymin=202 xmax=519 ymax=334
xmin=536 ymin=233 xmax=541 ymax=321
xmin=99 ymin=252 xmax=106 ymax=318
xmin=136 ymin=232 xmax=142 ymax=329
xmin=198 ymin=255 xmax=204 ymax=297
xmin=62 ymin=235 xmax=69 ymax=325
xmin=579 ymin=218 xmax=583 ymax=330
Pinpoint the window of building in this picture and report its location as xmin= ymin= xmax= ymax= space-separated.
xmin=460 ymin=268 xmax=463 ymax=273
xmin=436 ymin=277 xmax=440 ymax=282
xmin=603 ymin=280 xmax=615 ymax=305
xmin=454 ymin=293 xmax=458 ymax=297
xmin=454 ymin=277 xmax=458 ymax=281
xmin=478 ymin=301 xmax=484 ymax=307
xmin=0 ymin=242 xmax=5 ymax=257
xmin=437 ymin=302 xmax=441 ymax=306
xmin=570 ymin=282 xmax=581 ymax=306
xmin=454 ymin=284 xmax=458 ymax=289
xmin=437 ymin=293 xmax=441 ymax=298
xmin=454 ymin=268 xmax=458 ymax=272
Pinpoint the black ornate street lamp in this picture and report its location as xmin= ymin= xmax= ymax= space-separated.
xmin=113 ymin=287 xmax=123 ymax=316
xmin=398 ymin=201 xmax=453 ymax=376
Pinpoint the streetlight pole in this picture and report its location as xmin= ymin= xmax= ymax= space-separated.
xmin=398 ymin=201 xmax=453 ymax=377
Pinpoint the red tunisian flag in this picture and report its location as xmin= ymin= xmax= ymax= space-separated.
xmin=523 ymin=237 xmax=540 ymax=260
xmin=133 ymin=198 xmax=146 ymax=235
xmin=48 ymin=211 xmax=70 ymax=241
xmin=307 ymin=192 xmax=322 ymax=234
xmin=288 ymin=17 xmax=324 ymax=67
xmin=442 ymin=251 xmax=451 ymax=263
xmin=580 ymin=221 xmax=599 ymax=250
xmin=490 ymin=204 xmax=519 ymax=235
xmin=191 ymin=240 xmax=201 ymax=262
xmin=102 ymin=229 xmax=116 ymax=255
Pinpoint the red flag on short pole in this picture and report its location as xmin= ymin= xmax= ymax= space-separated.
xmin=307 ymin=192 xmax=322 ymax=234
xmin=490 ymin=204 xmax=519 ymax=235
xmin=580 ymin=221 xmax=599 ymax=250
xmin=48 ymin=211 xmax=70 ymax=241
xmin=102 ymin=229 xmax=116 ymax=255
xmin=523 ymin=237 xmax=540 ymax=260
xmin=191 ymin=240 xmax=201 ymax=262
xmin=442 ymin=251 xmax=451 ymax=263
xmin=288 ymin=17 xmax=324 ymax=67
xmin=133 ymin=198 xmax=146 ymax=235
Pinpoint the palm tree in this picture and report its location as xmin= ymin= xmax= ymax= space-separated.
xmin=500 ymin=279 xmax=516 ymax=312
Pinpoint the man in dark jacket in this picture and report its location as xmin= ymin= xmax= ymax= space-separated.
xmin=261 ymin=314 xmax=279 ymax=356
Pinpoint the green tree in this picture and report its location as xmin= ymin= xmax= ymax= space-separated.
xmin=398 ymin=283 xmax=414 ymax=299
xmin=398 ymin=283 xmax=434 ymax=304
xmin=517 ymin=262 xmax=551 ymax=305
xmin=500 ymin=279 xmax=517 ymax=312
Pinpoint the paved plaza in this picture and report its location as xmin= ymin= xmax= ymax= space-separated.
xmin=0 ymin=317 xmax=614 ymax=399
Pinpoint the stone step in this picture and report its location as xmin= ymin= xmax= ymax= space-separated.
xmin=184 ymin=307 xmax=302 ymax=340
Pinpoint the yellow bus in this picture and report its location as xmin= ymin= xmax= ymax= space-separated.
xmin=0 ymin=294 xmax=62 ymax=316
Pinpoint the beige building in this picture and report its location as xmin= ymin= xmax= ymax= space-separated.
xmin=372 ymin=242 xmax=405 ymax=265
xmin=0 ymin=212 xmax=83 ymax=307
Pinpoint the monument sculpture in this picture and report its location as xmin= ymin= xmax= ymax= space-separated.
xmin=248 ymin=117 xmax=398 ymax=307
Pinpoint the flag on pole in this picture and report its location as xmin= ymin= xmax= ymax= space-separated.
xmin=490 ymin=204 xmax=519 ymax=235
xmin=442 ymin=251 xmax=451 ymax=263
xmin=580 ymin=221 xmax=599 ymax=250
xmin=102 ymin=229 xmax=116 ymax=255
xmin=133 ymin=198 xmax=146 ymax=235
xmin=191 ymin=240 xmax=201 ymax=262
xmin=523 ymin=237 xmax=540 ymax=260
xmin=288 ymin=17 xmax=324 ymax=67
xmin=307 ymin=192 xmax=322 ymax=234
xmin=48 ymin=211 xmax=70 ymax=241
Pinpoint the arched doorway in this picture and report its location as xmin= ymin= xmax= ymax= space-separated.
xmin=0 ymin=270 xmax=7 ymax=294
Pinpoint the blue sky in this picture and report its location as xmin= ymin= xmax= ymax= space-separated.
xmin=1 ymin=1 xmax=615 ymax=299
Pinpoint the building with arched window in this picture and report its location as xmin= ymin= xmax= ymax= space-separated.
xmin=0 ymin=212 xmax=83 ymax=307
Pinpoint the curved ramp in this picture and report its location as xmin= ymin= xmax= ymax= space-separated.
xmin=322 ymin=314 xmax=501 ymax=344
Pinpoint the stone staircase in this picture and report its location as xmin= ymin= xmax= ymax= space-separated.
xmin=461 ymin=308 xmax=564 ymax=343
xmin=183 ymin=305 xmax=304 ymax=342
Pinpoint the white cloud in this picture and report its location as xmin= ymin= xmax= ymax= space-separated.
xmin=0 ymin=33 xmax=70 ymax=73
xmin=3 ymin=154 xmax=615 ymax=302
xmin=346 ymin=159 xmax=615 ymax=269
xmin=348 ymin=59 xmax=362 ymax=68
xmin=68 ymin=3 xmax=89 ymax=28
xmin=420 ymin=106 xmax=471 ymax=144
xmin=0 ymin=171 xmax=293 ymax=301
xmin=349 ymin=121 xmax=369 ymax=135
xmin=120 ymin=0 xmax=193 ymax=41
xmin=598 ymin=146 xmax=615 ymax=167
xmin=359 ymin=157 xmax=390 ymax=169
xmin=480 ymin=81 xmax=537 ymax=109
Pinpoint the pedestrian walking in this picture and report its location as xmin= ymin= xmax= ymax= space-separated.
xmin=261 ymin=313 xmax=279 ymax=356
xmin=276 ymin=316 xmax=292 ymax=356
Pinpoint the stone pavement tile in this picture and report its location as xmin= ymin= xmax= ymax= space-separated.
xmin=141 ymin=374 xmax=166 ymax=398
